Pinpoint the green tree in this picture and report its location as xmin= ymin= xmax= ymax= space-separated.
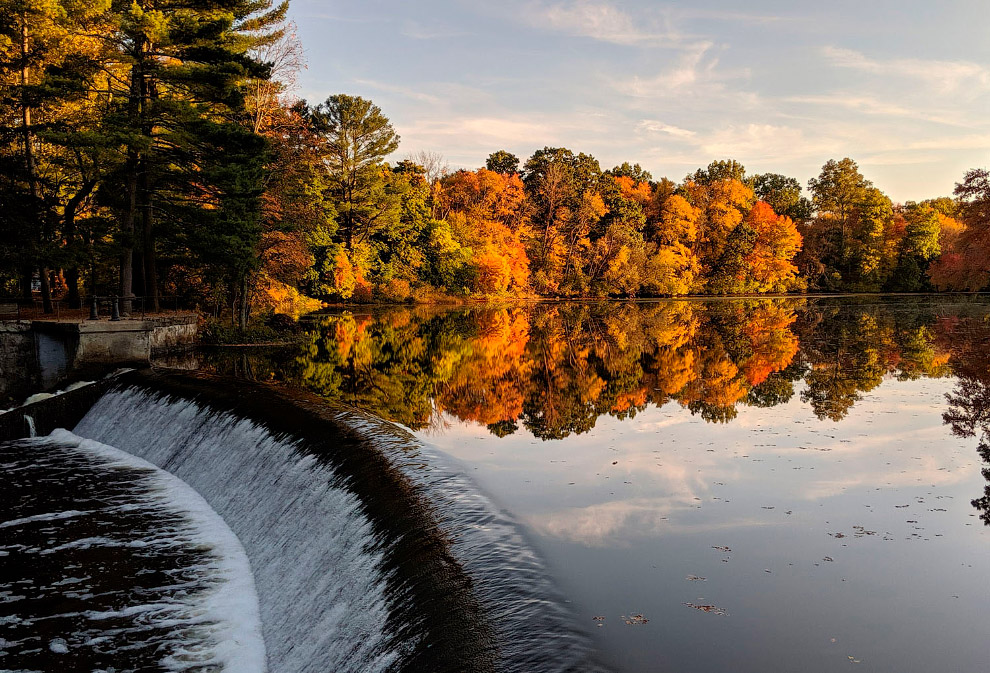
xmin=607 ymin=161 xmax=652 ymax=183
xmin=486 ymin=149 xmax=519 ymax=175
xmin=751 ymin=173 xmax=812 ymax=222
xmin=307 ymin=94 xmax=400 ymax=251
xmin=808 ymin=158 xmax=872 ymax=277
xmin=690 ymin=159 xmax=746 ymax=185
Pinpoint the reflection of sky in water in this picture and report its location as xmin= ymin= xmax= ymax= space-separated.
xmin=417 ymin=376 xmax=989 ymax=673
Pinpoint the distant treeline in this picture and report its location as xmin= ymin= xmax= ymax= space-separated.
xmin=3 ymin=0 xmax=990 ymax=324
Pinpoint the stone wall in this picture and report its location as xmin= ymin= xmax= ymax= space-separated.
xmin=0 ymin=315 xmax=197 ymax=403
xmin=147 ymin=316 xmax=198 ymax=355
xmin=0 ymin=322 xmax=39 ymax=405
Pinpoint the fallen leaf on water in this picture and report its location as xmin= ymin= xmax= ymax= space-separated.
xmin=621 ymin=614 xmax=649 ymax=625
xmin=683 ymin=603 xmax=728 ymax=616
xmin=686 ymin=575 xmax=707 ymax=581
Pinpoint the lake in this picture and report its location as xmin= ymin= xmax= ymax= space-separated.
xmin=202 ymin=297 xmax=990 ymax=673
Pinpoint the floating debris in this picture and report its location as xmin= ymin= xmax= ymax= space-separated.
xmin=712 ymin=545 xmax=731 ymax=553
xmin=686 ymin=575 xmax=707 ymax=581
xmin=622 ymin=614 xmax=649 ymax=625
xmin=683 ymin=603 xmax=728 ymax=616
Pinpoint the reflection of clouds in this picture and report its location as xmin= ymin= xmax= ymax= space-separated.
xmin=423 ymin=378 xmax=979 ymax=548
xmin=528 ymin=497 xmax=775 ymax=547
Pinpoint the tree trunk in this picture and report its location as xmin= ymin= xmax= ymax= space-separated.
xmin=141 ymin=166 xmax=159 ymax=312
xmin=66 ymin=266 xmax=81 ymax=308
xmin=40 ymin=268 xmax=52 ymax=313
xmin=238 ymin=273 xmax=251 ymax=330
xmin=121 ymin=149 xmax=137 ymax=314
xmin=21 ymin=14 xmax=51 ymax=314
xmin=121 ymin=33 xmax=154 ymax=316
xmin=63 ymin=179 xmax=96 ymax=309
xmin=20 ymin=267 xmax=32 ymax=301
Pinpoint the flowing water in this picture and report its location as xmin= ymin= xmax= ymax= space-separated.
xmin=0 ymin=431 xmax=264 ymax=672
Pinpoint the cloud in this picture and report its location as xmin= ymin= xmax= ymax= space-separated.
xmin=353 ymin=79 xmax=442 ymax=105
xmin=698 ymin=123 xmax=832 ymax=161
xmin=528 ymin=497 xmax=777 ymax=547
xmin=401 ymin=20 xmax=470 ymax=40
xmin=784 ymin=94 xmax=966 ymax=127
xmin=620 ymin=41 xmax=721 ymax=96
xmin=637 ymin=119 xmax=696 ymax=139
xmin=823 ymin=46 xmax=990 ymax=95
xmin=520 ymin=1 xmax=794 ymax=46
xmin=522 ymin=0 xmax=685 ymax=46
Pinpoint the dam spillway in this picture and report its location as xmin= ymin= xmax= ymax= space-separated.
xmin=0 ymin=371 xmax=605 ymax=672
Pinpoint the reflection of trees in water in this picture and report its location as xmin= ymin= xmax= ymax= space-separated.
xmin=941 ymin=319 xmax=990 ymax=525
xmin=270 ymin=299 xmax=971 ymax=441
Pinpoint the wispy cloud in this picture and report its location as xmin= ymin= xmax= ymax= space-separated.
xmin=400 ymin=20 xmax=470 ymax=40
xmin=823 ymin=46 xmax=990 ymax=94
xmin=785 ymin=94 xmax=968 ymax=127
xmin=637 ymin=119 xmax=696 ymax=139
xmin=620 ymin=41 xmax=721 ymax=96
xmin=353 ymin=79 xmax=442 ymax=105
xmin=523 ymin=0 xmax=684 ymax=46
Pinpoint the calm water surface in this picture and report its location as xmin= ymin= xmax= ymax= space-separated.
xmin=205 ymin=297 xmax=990 ymax=673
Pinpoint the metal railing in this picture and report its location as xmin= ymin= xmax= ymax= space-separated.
xmin=0 ymin=295 xmax=190 ymax=321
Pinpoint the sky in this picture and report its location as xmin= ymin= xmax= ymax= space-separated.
xmin=285 ymin=0 xmax=990 ymax=203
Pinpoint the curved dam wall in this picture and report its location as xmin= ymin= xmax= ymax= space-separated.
xmin=2 ymin=370 xmax=607 ymax=672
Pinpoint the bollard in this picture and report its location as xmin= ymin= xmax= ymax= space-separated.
xmin=111 ymin=295 xmax=121 ymax=321
xmin=90 ymin=295 xmax=99 ymax=320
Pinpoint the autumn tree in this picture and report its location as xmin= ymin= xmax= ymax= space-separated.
xmin=928 ymin=168 xmax=990 ymax=290
xmin=0 ymin=0 xmax=112 ymax=310
xmin=439 ymin=167 xmax=531 ymax=294
xmin=742 ymin=202 xmax=803 ymax=292
xmin=522 ymin=147 xmax=605 ymax=294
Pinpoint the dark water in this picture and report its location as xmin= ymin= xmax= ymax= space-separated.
xmin=0 ymin=433 xmax=262 ymax=672
xmin=201 ymin=297 xmax=990 ymax=673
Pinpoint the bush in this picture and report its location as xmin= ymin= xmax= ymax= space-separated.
xmin=379 ymin=278 xmax=412 ymax=303
xmin=265 ymin=313 xmax=300 ymax=333
xmin=200 ymin=318 xmax=291 ymax=345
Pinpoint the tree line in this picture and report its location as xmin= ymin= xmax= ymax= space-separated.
xmin=3 ymin=0 xmax=990 ymax=325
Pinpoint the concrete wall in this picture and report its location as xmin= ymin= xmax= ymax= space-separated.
xmin=0 ymin=322 xmax=39 ymax=405
xmin=0 ymin=315 xmax=197 ymax=403
xmin=147 ymin=316 xmax=198 ymax=355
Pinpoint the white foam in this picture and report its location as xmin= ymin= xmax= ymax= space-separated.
xmin=47 ymin=429 xmax=267 ymax=673
xmin=23 ymin=393 xmax=54 ymax=406
xmin=0 ymin=510 xmax=89 ymax=530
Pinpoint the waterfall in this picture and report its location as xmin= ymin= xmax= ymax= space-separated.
xmin=67 ymin=376 xmax=606 ymax=673
xmin=0 ymin=431 xmax=265 ymax=672
xmin=24 ymin=414 xmax=35 ymax=437
xmin=75 ymin=389 xmax=409 ymax=673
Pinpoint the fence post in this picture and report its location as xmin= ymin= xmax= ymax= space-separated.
xmin=90 ymin=295 xmax=99 ymax=320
